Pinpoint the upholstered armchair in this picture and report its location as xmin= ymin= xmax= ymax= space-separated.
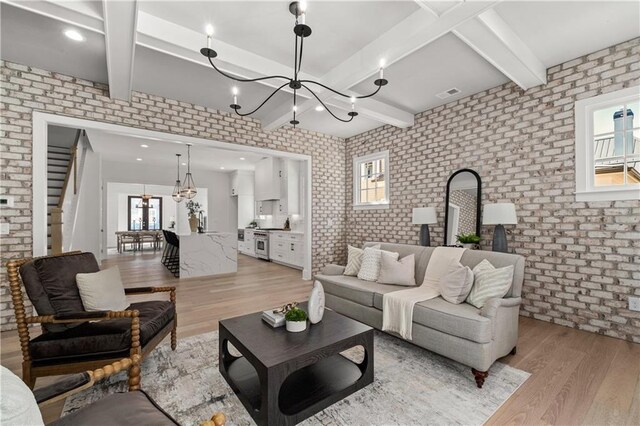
xmin=6 ymin=251 xmax=177 ymax=390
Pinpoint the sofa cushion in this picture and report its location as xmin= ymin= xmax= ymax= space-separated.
xmin=20 ymin=253 xmax=100 ymax=332
xmin=50 ymin=390 xmax=179 ymax=426
xmin=317 ymin=274 xmax=401 ymax=307
xmin=29 ymin=301 xmax=175 ymax=363
xmin=413 ymin=297 xmax=492 ymax=344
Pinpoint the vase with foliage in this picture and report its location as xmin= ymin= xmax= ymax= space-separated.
xmin=457 ymin=233 xmax=481 ymax=250
xmin=186 ymin=200 xmax=202 ymax=233
xmin=285 ymin=307 xmax=308 ymax=332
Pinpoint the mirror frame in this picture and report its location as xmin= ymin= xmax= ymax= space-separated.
xmin=443 ymin=168 xmax=482 ymax=246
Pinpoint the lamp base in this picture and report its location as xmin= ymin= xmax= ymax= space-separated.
xmin=492 ymin=224 xmax=508 ymax=253
xmin=419 ymin=224 xmax=431 ymax=247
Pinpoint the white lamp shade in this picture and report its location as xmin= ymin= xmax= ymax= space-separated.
xmin=412 ymin=207 xmax=437 ymax=225
xmin=483 ymin=203 xmax=517 ymax=225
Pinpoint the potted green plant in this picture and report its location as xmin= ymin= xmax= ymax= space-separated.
xmin=284 ymin=307 xmax=308 ymax=332
xmin=185 ymin=200 xmax=202 ymax=233
xmin=456 ymin=233 xmax=481 ymax=249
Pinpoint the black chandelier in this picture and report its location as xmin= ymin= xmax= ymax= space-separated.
xmin=199 ymin=1 xmax=388 ymax=127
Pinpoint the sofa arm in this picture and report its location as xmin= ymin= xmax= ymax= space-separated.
xmin=480 ymin=297 xmax=522 ymax=319
xmin=321 ymin=264 xmax=346 ymax=276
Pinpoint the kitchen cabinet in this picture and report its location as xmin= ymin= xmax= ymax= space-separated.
xmin=269 ymin=231 xmax=304 ymax=269
xmin=240 ymin=229 xmax=256 ymax=257
xmin=230 ymin=170 xmax=254 ymax=197
xmin=255 ymin=200 xmax=274 ymax=216
xmin=254 ymin=157 xmax=280 ymax=201
xmin=276 ymin=159 xmax=300 ymax=215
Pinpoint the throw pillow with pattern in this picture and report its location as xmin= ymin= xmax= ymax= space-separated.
xmin=466 ymin=259 xmax=514 ymax=308
xmin=344 ymin=244 xmax=379 ymax=276
xmin=358 ymin=247 xmax=399 ymax=282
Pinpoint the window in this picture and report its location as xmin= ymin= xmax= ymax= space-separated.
xmin=575 ymin=87 xmax=640 ymax=201
xmin=128 ymin=196 xmax=163 ymax=230
xmin=353 ymin=150 xmax=389 ymax=209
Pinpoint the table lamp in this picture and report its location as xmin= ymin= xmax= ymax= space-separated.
xmin=412 ymin=207 xmax=437 ymax=247
xmin=482 ymin=203 xmax=517 ymax=253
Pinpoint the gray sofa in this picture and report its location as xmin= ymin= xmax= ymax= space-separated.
xmin=315 ymin=242 xmax=525 ymax=388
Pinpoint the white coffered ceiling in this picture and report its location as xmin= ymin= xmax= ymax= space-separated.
xmin=1 ymin=1 xmax=639 ymax=139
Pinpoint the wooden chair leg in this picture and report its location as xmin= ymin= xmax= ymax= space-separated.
xmin=22 ymin=362 xmax=35 ymax=389
xmin=472 ymin=368 xmax=489 ymax=389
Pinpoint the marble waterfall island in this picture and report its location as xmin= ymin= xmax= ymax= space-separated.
xmin=179 ymin=232 xmax=237 ymax=278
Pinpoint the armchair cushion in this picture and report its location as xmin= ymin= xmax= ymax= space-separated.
xmin=20 ymin=253 xmax=100 ymax=332
xmin=29 ymin=301 xmax=175 ymax=365
xmin=76 ymin=266 xmax=128 ymax=312
xmin=50 ymin=390 xmax=178 ymax=426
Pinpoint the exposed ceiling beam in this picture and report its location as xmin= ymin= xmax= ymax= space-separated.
xmin=453 ymin=9 xmax=547 ymax=89
xmin=3 ymin=0 xmax=104 ymax=33
xmin=102 ymin=0 xmax=138 ymax=101
xmin=262 ymin=1 xmax=499 ymax=131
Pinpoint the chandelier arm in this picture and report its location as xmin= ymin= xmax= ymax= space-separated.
xmin=301 ymin=83 xmax=354 ymax=123
xmin=207 ymin=56 xmax=290 ymax=83
xmin=234 ymin=82 xmax=291 ymax=117
xmin=298 ymin=79 xmax=382 ymax=100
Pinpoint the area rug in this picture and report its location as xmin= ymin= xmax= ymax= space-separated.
xmin=63 ymin=330 xmax=529 ymax=425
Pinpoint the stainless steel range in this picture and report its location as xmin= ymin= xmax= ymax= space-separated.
xmin=254 ymin=231 xmax=269 ymax=260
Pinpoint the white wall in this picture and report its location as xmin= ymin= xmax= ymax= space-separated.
xmin=61 ymin=132 xmax=102 ymax=258
xmin=102 ymin=160 xmax=234 ymax=251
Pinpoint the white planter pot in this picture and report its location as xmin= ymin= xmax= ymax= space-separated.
xmin=286 ymin=320 xmax=307 ymax=333
xmin=461 ymin=243 xmax=477 ymax=250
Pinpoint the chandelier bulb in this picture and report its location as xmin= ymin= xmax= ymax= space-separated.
xmin=205 ymin=25 xmax=214 ymax=49
xmin=232 ymin=86 xmax=238 ymax=105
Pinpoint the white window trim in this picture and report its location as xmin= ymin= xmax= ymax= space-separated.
xmin=575 ymin=86 xmax=640 ymax=202
xmin=353 ymin=150 xmax=390 ymax=210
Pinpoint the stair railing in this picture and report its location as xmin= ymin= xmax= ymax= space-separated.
xmin=51 ymin=130 xmax=82 ymax=254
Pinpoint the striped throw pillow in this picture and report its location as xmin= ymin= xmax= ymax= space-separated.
xmin=344 ymin=244 xmax=379 ymax=276
xmin=466 ymin=259 xmax=514 ymax=308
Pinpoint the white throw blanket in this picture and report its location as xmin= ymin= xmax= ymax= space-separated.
xmin=382 ymin=247 xmax=466 ymax=340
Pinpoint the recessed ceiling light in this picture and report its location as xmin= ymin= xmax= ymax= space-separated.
xmin=182 ymin=162 xmax=187 ymax=166
xmin=140 ymin=144 xmax=149 ymax=148
xmin=64 ymin=29 xmax=84 ymax=42
xmin=220 ymin=167 xmax=225 ymax=170
xmin=240 ymin=157 xmax=245 ymax=160
xmin=136 ymin=158 xmax=142 ymax=161
xmin=315 ymin=105 xmax=324 ymax=112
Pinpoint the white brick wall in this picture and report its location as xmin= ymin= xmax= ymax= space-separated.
xmin=0 ymin=61 xmax=347 ymax=330
xmin=346 ymin=38 xmax=640 ymax=343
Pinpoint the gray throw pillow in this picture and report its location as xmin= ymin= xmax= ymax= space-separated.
xmin=439 ymin=261 xmax=474 ymax=304
xmin=377 ymin=253 xmax=416 ymax=286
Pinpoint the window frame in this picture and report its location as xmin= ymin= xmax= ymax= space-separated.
xmin=127 ymin=196 xmax=163 ymax=231
xmin=575 ymin=87 xmax=640 ymax=201
xmin=352 ymin=150 xmax=390 ymax=210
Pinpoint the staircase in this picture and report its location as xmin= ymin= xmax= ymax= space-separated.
xmin=47 ymin=145 xmax=74 ymax=254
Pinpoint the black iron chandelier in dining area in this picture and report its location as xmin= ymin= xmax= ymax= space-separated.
xmin=199 ymin=1 xmax=389 ymax=126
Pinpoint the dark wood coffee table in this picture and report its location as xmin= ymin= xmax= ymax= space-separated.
xmin=218 ymin=305 xmax=374 ymax=426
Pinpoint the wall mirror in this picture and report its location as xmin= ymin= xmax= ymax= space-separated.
xmin=444 ymin=169 xmax=482 ymax=246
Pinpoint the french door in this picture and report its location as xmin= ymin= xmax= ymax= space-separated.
xmin=128 ymin=196 xmax=162 ymax=230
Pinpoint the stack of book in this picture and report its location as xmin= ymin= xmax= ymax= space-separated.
xmin=261 ymin=310 xmax=285 ymax=328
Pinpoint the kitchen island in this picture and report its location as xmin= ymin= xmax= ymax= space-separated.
xmin=179 ymin=232 xmax=237 ymax=278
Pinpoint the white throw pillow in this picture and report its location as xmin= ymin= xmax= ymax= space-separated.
xmin=0 ymin=366 xmax=44 ymax=426
xmin=344 ymin=244 xmax=380 ymax=276
xmin=466 ymin=259 xmax=514 ymax=308
xmin=439 ymin=261 xmax=474 ymax=304
xmin=358 ymin=248 xmax=399 ymax=282
xmin=76 ymin=266 xmax=128 ymax=312
xmin=377 ymin=253 xmax=416 ymax=286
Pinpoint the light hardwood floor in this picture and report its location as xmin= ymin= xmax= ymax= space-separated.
xmin=1 ymin=252 xmax=638 ymax=425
